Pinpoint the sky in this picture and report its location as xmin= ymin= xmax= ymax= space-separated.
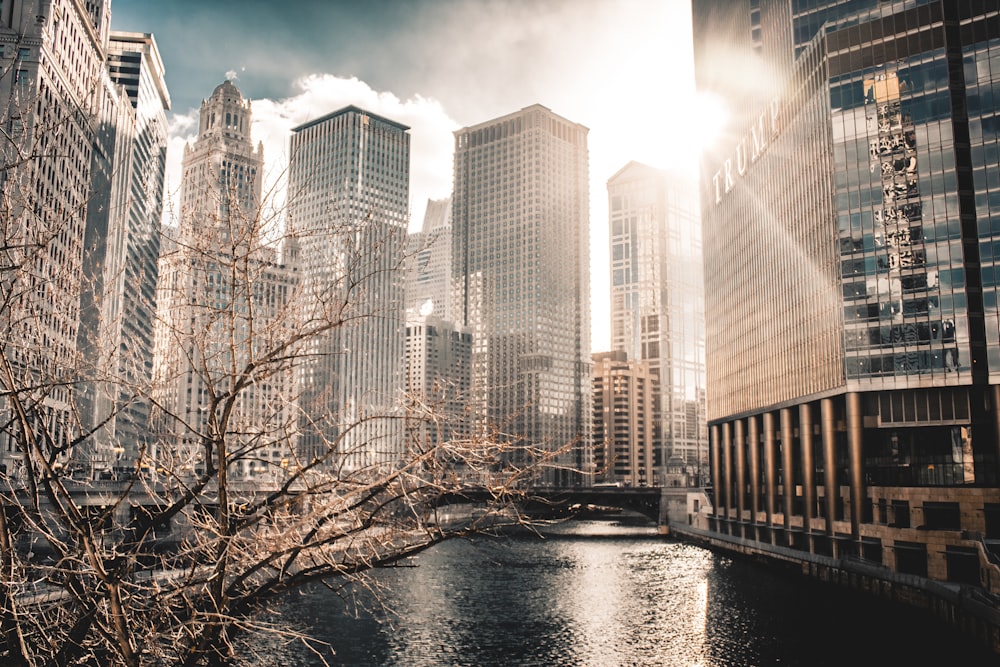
xmin=110 ymin=0 xmax=705 ymax=353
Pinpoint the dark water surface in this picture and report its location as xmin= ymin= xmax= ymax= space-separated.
xmin=254 ymin=516 xmax=997 ymax=666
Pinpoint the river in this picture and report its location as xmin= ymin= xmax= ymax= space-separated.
xmin=249 ymin=514 xmax=997 ymax=666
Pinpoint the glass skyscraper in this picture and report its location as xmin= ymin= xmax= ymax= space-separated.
xmin=406 ymin=197 xmax=454 ymax=321
xmin=607 ymin=162 xmax=707 ymax=484
xmin=452 ymin=104 xmax=593 ymax=487
xmin=693 ymin=0 xmax=1000 ymax=599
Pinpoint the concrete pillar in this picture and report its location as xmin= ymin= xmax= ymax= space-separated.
xmin=799 ymin=402 xmax=815 ymax=533
xmin=722 ymin=421 xmax=733 ymax=522
xmin=821 ymin=397 xmax=837 ymax=535
xmin=735 ymin=418 xmax=746 ymax=524
xmin=847 ymin=392 xmax=865 ymax=541
xmin=992 ymin=386 xmax=1000 ymax=482
xmin=781 ymin=407 xmax=795 ymax=533
xmin=710 ymin=424 xmax=721 ymax=519
xmin=763 ymin=411 xmax=777 ymax=527
xmin=748 ymin=415 xmax=761 ymax=522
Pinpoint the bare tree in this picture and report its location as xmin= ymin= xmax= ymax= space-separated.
xmin=0 ymin=108 xmax=564 ymax=664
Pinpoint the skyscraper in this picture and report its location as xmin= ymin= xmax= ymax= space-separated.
xmin=452 ymin=104 xmax=592 ymax=487
xmin=78 ymin=31 xmax=170 ymax=472
xmin=607 ymin=161 xmax=707 ymax=484
xmin=153 ymin=81 xmax=296 ymax=479
xmin=288 ymin=106 xmax=410 ymax=472
xmin=0 ymin=0 xmax=127 ymax=476
xmin=406 ymin=197 xmax=453 ymax=321
xmin=692 ymin=0 xmax=1000 ymax=588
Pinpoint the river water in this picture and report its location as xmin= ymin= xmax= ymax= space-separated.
xmin=252 ymin=515 xmax=997 ymax=666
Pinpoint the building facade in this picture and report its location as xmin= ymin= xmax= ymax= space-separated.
xmin=607 ymin=161 xmax=707 ymax=484
xmin=153 ymin=81 xmax=296 ymax=480
xmin=406 ymin=197 xmax=453 ymax=321
xmin=452 ymin=104 xmax=593 ymax=487
xmin=404 ymin=313 xmax=472 ymax=458
xmin=288 ymin=106 xmax=410 ymax=473
xmin=79 ymin=31 xmax=170 ymax=473
xmin=592 ymin=351 xmax=660 ymax=487
xmin=0 ymin=0 xmax=134 ymax=477
xmin=693 ymin=0 xmax=1000 ymax=595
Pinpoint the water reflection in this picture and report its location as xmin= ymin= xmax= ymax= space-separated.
xmin=252 ymin=516 xmax=996 ymax=667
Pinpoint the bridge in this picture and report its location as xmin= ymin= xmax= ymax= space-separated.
xmin=435 ymin=486 xmax=668 ymax=524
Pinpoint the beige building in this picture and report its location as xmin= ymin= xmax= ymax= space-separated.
xmin=0 ymin=0 xmax=161 ymax=478
xmin=153 ymin=81 xmax=297 ymax=480
xmin=592 ymin=351 xmax=660 ymax=487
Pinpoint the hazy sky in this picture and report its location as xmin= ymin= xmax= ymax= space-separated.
xmin=110 ymin=0 xmax=701 ymax=352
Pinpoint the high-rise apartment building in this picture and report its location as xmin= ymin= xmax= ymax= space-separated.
xmin=153 ymin=81 xmax=296 ymax=479
xmin=693 ymin=0 xmax=1000 ymax=590
xmin=452 ymin=104 xmax=592 ymax=487
xmin=607 ymin=161 xmax=707 ymax=484
xmin=592 ymin=351 xmax=660 ymax=487
xmin=288 ymin=106 xmax=410 ymax=472
xmin=406 ymin=197 xmax=453 ymax=320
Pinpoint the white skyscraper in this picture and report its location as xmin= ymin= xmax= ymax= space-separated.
xmin=452 ymin=104 xmax=592 ymax=487
xmin=153 ymin=81 xmax=296 ymax=479
xmin=607 ymin=162 xmax=707 ymax=483
xmin=289 ymin=106 xmax=410 ymax=473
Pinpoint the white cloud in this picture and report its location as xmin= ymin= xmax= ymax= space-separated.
xmin=163 ymin=73 xmax=459 ymax=233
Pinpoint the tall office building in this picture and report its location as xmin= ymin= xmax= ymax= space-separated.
xmin=153 ymin=81 xmax=296 ymax=479
xmin=592 ymin=351 xmax=660 ymax=487
xmin=289 ymin=106 xmax=410 ymax=472
xmin=452 ymin=104 xmax=592 ymax=487
xmin=693 ymin=0 xmax=1000 ymax=588
xmin=406 ymin=197 xmax=453 ymax=320
xmin=77 ymin=32 xmax=169 ymax=472
xmin=607 ymin=161 xmax=707 ymax=484
xmin=0 ymin=0 xmax=117 ymax=476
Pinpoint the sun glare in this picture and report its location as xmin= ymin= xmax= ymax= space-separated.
xmin=692 ymin=91 xmax=729 ymax=155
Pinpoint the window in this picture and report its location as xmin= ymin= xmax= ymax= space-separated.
xmin=922 ymin=501 xmax=961 ymax=530
xmin=894 ymin=540 xmax=928 ymax=577
xmin=890 ymin=499 xmax=910 ymax=528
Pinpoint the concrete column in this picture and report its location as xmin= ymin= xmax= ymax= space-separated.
xmin=763 ymin=411 xmax=777 ymax=526
xmin=821 ymin=397 xmax=837 ymax=535
xmin=735 ymin=418 xmax=746 ymax=524
xmin=992 ymin=386 xmax=1000 ymax=482
xmin=722 ymin=421 xmax=733 ymax=522
xmin=781 ymin=407 xmax=795 ymax=532
xmin=748 ymin=415 xmax=761 ymax=522
xmin=710 ymin=424 xmax=721 ymax=519
xmin=847 ymin=392 xmax=865 ymax=541
xmin=799 ymin=402 xmax=815 ymax=533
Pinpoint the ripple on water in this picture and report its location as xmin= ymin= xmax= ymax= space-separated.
xmin=246 ymin=519 xmax=998 ymax=667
